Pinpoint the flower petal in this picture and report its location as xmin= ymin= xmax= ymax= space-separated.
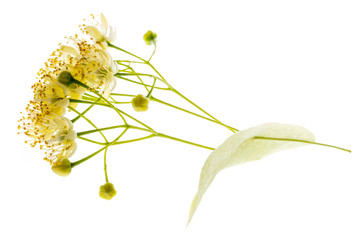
xmin=100 ymin=13 xmax=108 ymax=35
xmin=86 ymin=26 xmax=104 ymax=42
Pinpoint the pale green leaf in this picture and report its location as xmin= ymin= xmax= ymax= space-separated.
xmin=188 ymin=122 xmax=316 ymax=224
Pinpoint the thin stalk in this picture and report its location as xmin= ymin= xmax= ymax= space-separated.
xmin=108 ymin=42 xmax=147 ymax=62
xmin=157 ymin=133 xmax=215 ymax=150
xmin=71 ymin=146 xmax=107 ymax=167
xmin=116 ymin=60 xmax=146 ymax=64
xmin=115 ymin=72 xmax=160 ymax=78
xmin=78 ymin=136 xmax=106 ymax=145
xmin=77 ymin=125 xmax=214 ymax=150
xmin=71 ymin=100 xmax=96 ymax=123
xmin=111 ymin=93 xmax=136 ymax=97
xmin=109 ymin=43 xmax=236 ymax=133
xmin=72 ymin=128 xmax=129 ymax=167
xmin=171 ymin=87 xmax=236 ymax=133
xmin=150 ymin=96 xmax=238 ymax=131
xmin=146 ymin=61 xmax=236 ymax=133
xmin=109 ymin=101 xmax=131 ymax=104
xmin=69 ymin=106 xmax=108 ymax=143
xmin=71 ymin=79 xmax=128 ymax=125
xmin=78 ymin=124 xmax=153 ymax=137
xmin=114 ymin=75 xmax=170 ymax=90
xmin=253 ymin=137 xmax=351 ymax=153
xmin=69 ymin=98 xmax=153 ymax=130
xmin=116 ymin=63 xmax=150 ymax=93
xmin=148 ymin=42 xmax=157 ymax=62
xmin=111 ymin=134 xmax=156 ymax=146
xmin=146 ymin=77 xmax=157 ymax=98
xmin=104 ymin=147 xmax=109 ymax=182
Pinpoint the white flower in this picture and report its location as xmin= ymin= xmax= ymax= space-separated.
xmin=33 ymin=79 xmax=70 ymax=116
xmin=57 ymin=38 xmax=117 ymax=99
xmin=19 ymin=112 xmax=77 ymax=165
xmin=43 ymin=116 xmax=77 ymax=164
xmin=85 ymin=13 xmax=116 ymax=47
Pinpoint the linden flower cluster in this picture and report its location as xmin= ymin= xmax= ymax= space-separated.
xmin=18 ymin=14 xmax=116 ymax=175
xmin=19 ymin=14 xmax=350 ymax=224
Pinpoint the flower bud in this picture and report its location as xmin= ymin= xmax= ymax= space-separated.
xmin=99 ymin=182 xmax=117 ymax=200
xmin=51 ymin=158 xmax=72 ymax=177
xmin=131 ymin=94 xmax=149 ymax=112
xmin=143 ymin=30 xmax=157 ymax=45
xmin=57 ymin=71 xmax=75 ymax=87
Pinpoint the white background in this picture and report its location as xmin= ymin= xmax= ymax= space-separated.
xmin=2 ymin=0 xmax=360 ymax=239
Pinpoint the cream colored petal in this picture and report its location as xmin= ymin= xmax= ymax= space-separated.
xmin=65 ymin=141 xmax=77 ymax=158
xmin=100 ymin=13 xmax=108 ymax=35
xmin=86 ymin=26 xmax=104 ymax=42
xmin=107 ymin=26 xmax=117 ymax=42
xmin=52 ymin=82 xmax=67 ymax=98
xmin=59 ymin=45 xmax=80 ymax=58
xmin=108 ymin=76 xmax=116 ymax=91
xmin=55 ymin=98 xmax=70 ymax=109
xmin=98 ymin=49 xmax=111 ymax=66
xmin=66 ymin=128 xmax=77 ymax=141
xmin=188 ymin=123 xmax=316 ymax=224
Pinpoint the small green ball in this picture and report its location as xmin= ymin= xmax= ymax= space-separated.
xmin=57 ymin=71 xmax=75 ymax=87
xmin=51 ymin=158 xmax=72 ymax=177
xmin=99 ymin=182 xmax=117 ymax=200
xmin=143 ymin=30 xmax=157 ymax=45
xmin=132 ymin=94 xmax=149 ymax=112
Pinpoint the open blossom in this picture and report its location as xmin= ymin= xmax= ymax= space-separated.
xmin=33 ymin=78 xmax=70 ymax=116
xmin=58 ymin=37 xmax=117 ymax=98
xmin=43 ymin=116 xmax=77 ymax=164
xmin=19 ymin=113 xmax=77 ymax=165
xmin=84 ymin=13 xmax=116 ymax=48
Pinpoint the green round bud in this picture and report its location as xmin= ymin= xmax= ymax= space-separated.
xmin=99 ymin=182 xmax=117 ymax=200
xmin=143 ymin=30 xmax=157 ymax=45
xmin=51 ymin=158 xmax=72 ymax=177
xmin=57 ymin=71 xmax=75 ymax=87
xmin=131 ymin=94 xmax=149 ymax=112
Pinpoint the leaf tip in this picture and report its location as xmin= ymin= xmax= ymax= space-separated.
xmin=186 ymin=193 xmax=199 ymax=226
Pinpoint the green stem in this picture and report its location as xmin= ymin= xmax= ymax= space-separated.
xmin=108 ymin=42 xmax=146 ymax=62
xmin=69 ymin=106 xmax=108 ymax=143
xmin=157 ymin=133 xmax=215 ymax=150
xmin=71 ymin=146 xmax=107 ymax=167
xmin=171 ymin=87 xmax=237 ymax=133
xmin=78 ymin=136 xmax=106 ymax=145
xmin=109 ymin=43 xmax=237 ymax=133
xmin=104 ymin=147 xmax=109 ymax=182
xmin=150 ymin=96 xmax=238 ymax=131
xmin=116 ymin=63 xmax=150 ymax=93
xmin=78 ymin=124 xmax=153 ymax=137
xmin=253 ymin=137 xmax=351 ymax=153
xmin=111 ymin=134 xmax=156 ymax=146
xmin=71 ymin=79 xmax=128 ymax=125
xmin=77 ymin=124 xmax=214 ymax=150
xmin=111 ymin=93 xmax=136 ymax=97
xmin=72 ymin=128 xmax=129 ymax=167
xmin=69 ymin=98 xmax=153 ymax=130
xmin=71 ymin=99 xmax=98 ymax=123
xmin=116 ymin=60 xmax=146 ymax=64
xmin=115 ymin=72 xmax=161 ymax=78
xmin=146 ymin=61 xmax=237 ymax=133
xmin=114 ymin=75 xmax=170 ymax=90
xmin=78 ymin=125 xmax=128 ymax=136
xmin=146 ymin=77 xmax=157 ymax=98
xmin=148 ymin=42 xmax=157 ymax=62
